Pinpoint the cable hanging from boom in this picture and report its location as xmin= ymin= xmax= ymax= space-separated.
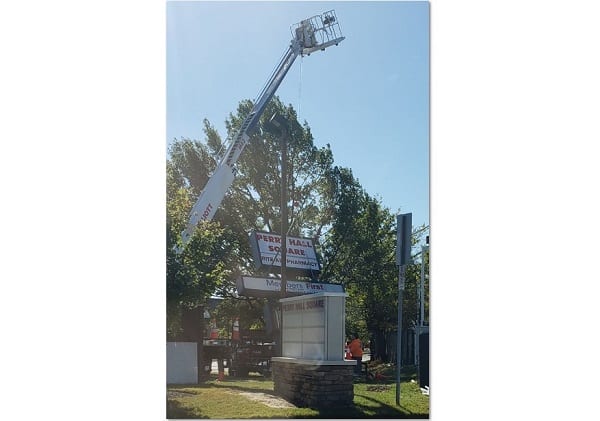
xmin=297 ymin=55 xmax=303 ymax=121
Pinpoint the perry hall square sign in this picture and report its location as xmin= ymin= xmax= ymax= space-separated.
xmin=249 ymin=231 xmax=321 ymax=276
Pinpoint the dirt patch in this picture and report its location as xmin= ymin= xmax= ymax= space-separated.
xmin=366 ymin=385 xmax=392 ymax=392
xmin=167 ymin=390 xmax=197 ymax=399
xmin=236 ymin=391 xmax=296 ymax=408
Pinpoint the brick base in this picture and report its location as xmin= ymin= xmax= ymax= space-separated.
xmin=272 ymin=358 xmax=355 ymax=408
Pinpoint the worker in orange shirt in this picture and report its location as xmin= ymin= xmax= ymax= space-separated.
xmin=348 ymin=334 xmax=363 ymax=376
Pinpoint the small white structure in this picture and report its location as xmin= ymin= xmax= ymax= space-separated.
xmin=272 ymin=292 xmax=355 ymax=407
xmin=279 ymin=292 xmax=347 ymax=361
xmin=167 ymin=342 xmax=197 ymax=384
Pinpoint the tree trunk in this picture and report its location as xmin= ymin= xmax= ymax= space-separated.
xmin=372 ymin=330 xmax=389 ymax=362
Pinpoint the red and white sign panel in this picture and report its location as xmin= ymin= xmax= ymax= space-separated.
xmin=249 ymin=231 xmax=321 ymax=275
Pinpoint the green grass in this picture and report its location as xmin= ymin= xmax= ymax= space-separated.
xmin=167 ymin=366 xmax=429 ymax=419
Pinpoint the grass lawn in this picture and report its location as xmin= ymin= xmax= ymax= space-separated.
xmin=167 ymin=364 xmax=429 ymax=419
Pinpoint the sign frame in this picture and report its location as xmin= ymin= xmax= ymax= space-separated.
xmin=237 ymin=276 xmax=344 ymax=298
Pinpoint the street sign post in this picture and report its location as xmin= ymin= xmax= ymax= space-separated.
xmin=396 ymin=213 xmax=412 ymax=406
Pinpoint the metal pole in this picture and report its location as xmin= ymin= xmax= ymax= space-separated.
xmin=396 ymin=265 xmax=405 ymax=406
xmin=417 ymin=244 xmax=429 ymax=386
xmin=266 ymin=112 xmax=291 ymax=358
xmin=416 ymin=245 xmax=425 ymax=374
xmin=420 ymin=245 xmax=427 ymax=327
xmin=415 ymin=324 xmax=420 ymax=369
xmin=280 ymin=130 xmax=288 ymax=299
xmin=395 ymin=212 xmax=411 ymax=405
xmin=278 ymin=126 xmax=288 ymax=359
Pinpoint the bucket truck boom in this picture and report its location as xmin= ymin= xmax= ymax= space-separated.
xmin=177 ymin=11 xmax=344 ymax=251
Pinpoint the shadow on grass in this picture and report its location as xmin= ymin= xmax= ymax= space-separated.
xmin=170 ymin=375 xmax=270 ymax=388
xmin=168 ymin=376 xmax=428 ymax=419
xmin=214 ymin=381 xmax=426 ymax=419
xmin=353 ymin=393 xmax=428 ymax=419
xmin=207 ymin=378 xmax=277 ymax=395
xmin=166 ymin=398 xmax=208 ymax=419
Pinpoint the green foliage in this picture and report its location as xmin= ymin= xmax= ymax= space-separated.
xmin=166 ymin=219 xmax=239 ymax=338
xmin=319 ymin=165 xmax=429 ymax=357
xmin=166 ymin=95 xmax=429 ymax=354
xmin=319 ymin=168 xmax=397 ymax=341
xmin=166 ymin=136 xmax=241 ymax=336
xmin=166 ymin=96 xmax=339 ymax=335
xmin=401 ymin=235 xmax=429 ymax=328
xmin=222 ymin=98 xmax=336 ymax=239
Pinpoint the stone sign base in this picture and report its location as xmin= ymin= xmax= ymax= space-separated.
xmin=272 ymin=357 xmax=356 ymax=408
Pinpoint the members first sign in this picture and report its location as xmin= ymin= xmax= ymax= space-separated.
xmin=249 ymin=231 xmax=321 ymax=275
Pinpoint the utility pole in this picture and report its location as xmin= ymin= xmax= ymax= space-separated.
xmin=280 ymin=122 xmax=288 ymax=300
xmin=267 ymin=112 xmax=290 ymax=357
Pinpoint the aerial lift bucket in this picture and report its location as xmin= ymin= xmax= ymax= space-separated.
xmin=291 ymin=9 xmax=345 ymax=56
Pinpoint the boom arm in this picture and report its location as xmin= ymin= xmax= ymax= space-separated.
xmin=178 ymin=11 xmax=344 ymax=251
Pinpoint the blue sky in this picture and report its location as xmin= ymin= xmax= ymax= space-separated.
xmin=5 ymin=2 xmax=600 ymax=416
xmin=167 ymin=1 xmax=430 ymax=234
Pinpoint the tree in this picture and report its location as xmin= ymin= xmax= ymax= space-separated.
xmin=319 ymin=168 xmax=397 ymax=348
xmin=167 ymin=160 xmax=242 ymax=338
xmin=166 ymin=96 xmax=430 ymax=357
xmin=219 ymin=97 xmax=336 ymax=241
xmin=166 ymin=96 xmax=338 ymax=335
xmin=319 ymin=166 xmax=429 ymax=361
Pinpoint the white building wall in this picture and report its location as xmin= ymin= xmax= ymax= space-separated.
xmin=166 ymin=342 xmax=197 ymax=384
